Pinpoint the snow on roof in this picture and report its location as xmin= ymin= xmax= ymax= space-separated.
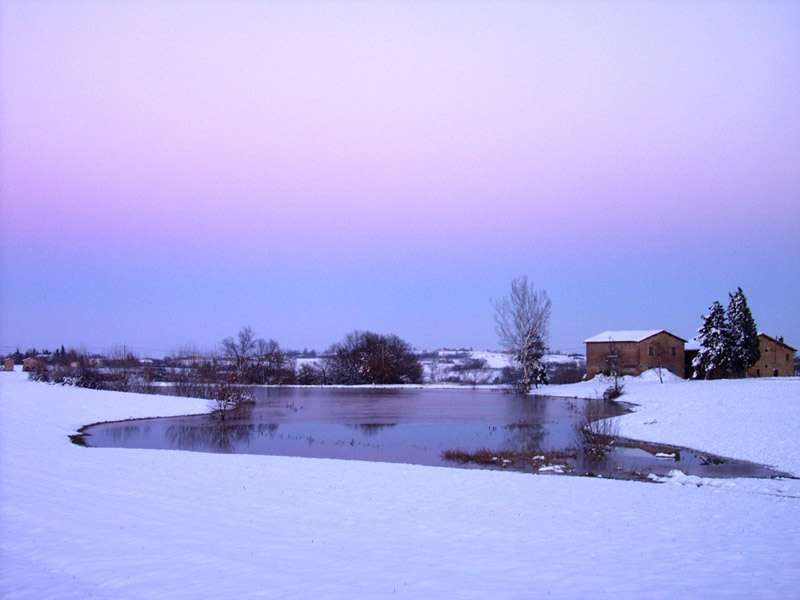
xmin=685 ymin=336 xmax=702 ymax=351
xmin=584 ymin=330 xmax=670 ymax=344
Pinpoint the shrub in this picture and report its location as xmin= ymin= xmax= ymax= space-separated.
xmin=211 ymin=381 xmax=255 ymax=420
xmin=548 ymin=362 xmax=586 ymax=385
xmin=324 ymin=331 xmax=424 ymax=385
xmin=574 ymin=402 xmax=620 ymax=457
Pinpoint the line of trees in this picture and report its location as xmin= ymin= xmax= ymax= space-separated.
xmin=4 ymin=346 xmax=78 ymax=365
xmin=19 ymin=277 xmax=554 ymax=396
xmin=220 ymin=326 xmax=296 ymax=385
xmin=216 ymin=327 xmax=425 ymax=385
xmin=693 ymin=287 xmax=760 ymax=379
xmin=18 ymin=273 xmax=561 ymax=396
xmin=22 ymin=327 xmax=424 ymax=391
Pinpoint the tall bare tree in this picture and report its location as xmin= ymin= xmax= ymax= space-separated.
xmin=494 ymin=276 xmax=551 ymax=393
xmin=221 ymin=325 xmax=257 ymax=380
xmin=254 ymin=338 xmax=295 ymax=384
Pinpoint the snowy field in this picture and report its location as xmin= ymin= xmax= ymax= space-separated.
xmin=1 ymin=370 xmax=799 ymax=599
xmin=420 ymin=350 xmax=584 ymax=384
xmin=545 ymin=371 xmax=800 ymax=476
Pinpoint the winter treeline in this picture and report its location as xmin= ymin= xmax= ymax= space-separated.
xmin=221 ymin=327 xmax=424 ymax=385
xmin=693 ymin=287 xmax=760 ymax=378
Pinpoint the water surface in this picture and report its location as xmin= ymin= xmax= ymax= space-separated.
xmin=79 ymin=387 xmax=785 ymax=480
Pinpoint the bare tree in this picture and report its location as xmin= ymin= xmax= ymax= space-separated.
xmin=493 ymin=276 xmax=551 ymax=393
xmin=602 ymin=343 xmax=624 ymax=399
xmin=254 ymin=338 xmax=295 ymax=384
xmin=256 ymin=338 xmax=280 ymax=364
xmin=221 ymin=326 xmax=257 ymax=381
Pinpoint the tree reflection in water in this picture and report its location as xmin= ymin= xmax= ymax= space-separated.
xmin=347 ymin=424 xmax=398 ymax=437
xmin=104 ymin=424 xmax=153 ymax=442
xmin=165 ymin=423 xmax=253 ymax=453
xmin=255 ymin=423 xmax=280 ymax=436
xmin=502 ymin=423 xmax=546 ymax=454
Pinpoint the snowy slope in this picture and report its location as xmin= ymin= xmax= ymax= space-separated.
xmin=421 ymin=351 xmax=583 ymax=383
xmin=546 ymin=372 xmax=800 ymax=475
xmin=1 ymin=371 xmax=799 ymax=599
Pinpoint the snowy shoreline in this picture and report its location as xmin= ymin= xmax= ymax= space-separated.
xmin=540 ymin=371 xmax=800 ymax=476
xmin=193 ymin=372 xmax=800 ymax=476
xmin=2 ymin=371 xmax=799 ymax=598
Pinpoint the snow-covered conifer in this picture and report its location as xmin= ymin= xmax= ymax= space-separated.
xmin=726 ymin=287 xmax=760 ymax=377
xmin=693 ymin=301 xmax=728 ymax=379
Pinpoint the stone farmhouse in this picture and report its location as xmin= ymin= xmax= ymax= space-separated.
xmin=22 ymin=357 xmax=47 ymax=372
xmin=584 ymin=330 xmax=686 ymax=380
xmin=749 ymin=334 xmax=796 ymax=378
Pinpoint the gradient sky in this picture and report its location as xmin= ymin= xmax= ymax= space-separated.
xmin=2 ymin=1 xmax=799 ymax=356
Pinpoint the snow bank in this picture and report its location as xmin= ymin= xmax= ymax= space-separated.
xmin=2 ymin=372 xmax=800 ymax=599
xmin=634 ymin=368 xmax=684 ymax=383
xmin=547 ymin=372 xmax=800 ymax=475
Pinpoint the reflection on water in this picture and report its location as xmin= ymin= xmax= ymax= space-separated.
xmin=503 ymin=423 xmax=547 ymax=454
xmin=81 ymin=387 xmax=786 ymax=480
xmin=347 ymin=424 xmax=397 ymax=437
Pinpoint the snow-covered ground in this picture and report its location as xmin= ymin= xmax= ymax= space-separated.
xmin=1 ymin=370 xmax=799 ymax=599
xmin=545 ymin=370 xmax=800 ymax=476
xmin=421 ymin=350 xmax=584 ymax=384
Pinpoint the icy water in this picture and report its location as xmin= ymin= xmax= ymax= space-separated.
xmin=78 ymin=387 xmax=785 ymax=480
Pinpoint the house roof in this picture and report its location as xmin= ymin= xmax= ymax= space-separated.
xmin=584 ymin=330 xmax=687 ymax=344
xmin=684 ymin=336 xmax=702 ymax=352
xmin=758 ymin=333 xmax=797 ymax=352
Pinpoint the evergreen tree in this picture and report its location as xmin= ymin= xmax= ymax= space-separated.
xmin=726 ymin=287 xmax=760 ymax=377
xmin=693 ymin=301 xmax=728 ymax=378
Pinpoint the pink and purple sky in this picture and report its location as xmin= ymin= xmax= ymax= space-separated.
xmin=2 ymin=1 xmax=799 ymax=355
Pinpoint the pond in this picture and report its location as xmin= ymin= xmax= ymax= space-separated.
xmin=77 ymin=387 xmax=785 ymax=481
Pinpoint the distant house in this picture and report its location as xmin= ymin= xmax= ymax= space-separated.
xmin=87 ymin=356 xmax=106 ymax=368
xmin=22 ymin=357 xmax=47 ymax=372
xmin=178 ymin=355 xmax=207 ymax=368
xmin=4 ymin=358 xmax=15 ymax=371
xmin=749 ymin=334 xmax=796 ymax=378
xmin=584 ymin=330 xmax=686 ymax=380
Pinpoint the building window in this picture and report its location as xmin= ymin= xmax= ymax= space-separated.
xmin=787 ymin=354 xmax=790 ymax=361
xmin=648 ymin=347 xmax=654 ymax=356
xmin=671 ymin=347 xmax=676 ymax=357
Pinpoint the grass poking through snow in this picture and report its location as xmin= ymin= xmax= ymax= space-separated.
xmin=442 ymin=447 xmax=575 ymax=473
